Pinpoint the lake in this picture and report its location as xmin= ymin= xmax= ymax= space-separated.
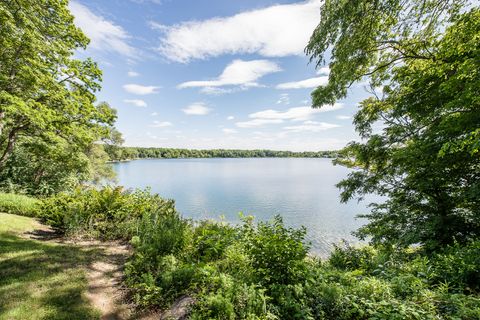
xmin=113 ymin=158 xmax=376 ymax=256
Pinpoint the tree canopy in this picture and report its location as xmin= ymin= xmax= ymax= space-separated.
xmin=0 ymin=0 xmax=118 ymax=194
xmin=308 ymin=1 xmax=479 ymax=250
xmin=306 ymin=0 xmax=467 ymax=106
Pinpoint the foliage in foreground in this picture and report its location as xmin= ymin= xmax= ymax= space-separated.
xmin=126 ymin=215 xmax=480 ymax=319
xmin=308 ymin=5 xmax=480 ymax=251
xmin=39 ymin=188 xmax=480 ymax=319
xmin=39 ymin=186 xmax=175 ymax=240
xmin=0 ymin=192 xmax=39 ymax=217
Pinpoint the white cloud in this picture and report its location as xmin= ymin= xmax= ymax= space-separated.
xmin=124 ymin=99 xmax=147 ymax=107
xmin=150 ymin=121 xmax=172 ymax=127
xmin=128 ymin=71 xmax=140 ymax=77
xmin=182 ymin=102 xmax=212 ymax=115
xmin=235 ymin=104 xmax=343 ymax=128
xmin=123 ymin=84 xmax=161 ymax=95
xmin=276 ymin=93 xmax=290 ymax=105
xmin=152 ymin=0 xmax=321 ymax=62
xmin=200 ymin=86 xmax=248 ymax=95
xmin=178 ymin=60 xmax=281 ymax=90
xmin=236 ymin=119 xmax=284 ymax=128
xmin=222 ymin=128 xmax=237 ymax=134
xmin=316 ymin=67 xmax=330 ymax=75
xmin=249 ymin=104 xmax=343 ymax=122
xmin=151 ymin=112 xmax=159 ymax=116
xmin=276 ymin=76 xmax=328 ymax=89
xmin=284 ymin=121 xmax=340 ymax=132
xmin=336 ymin=115 xmax=351 ymax=120
xmin=69 ymin=1 xmax=136 ymax=57
xmin=227 ymin=116 xmax=235 ymax=120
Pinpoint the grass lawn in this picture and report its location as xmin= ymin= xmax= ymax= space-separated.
xmin=0 ymin=213 xmax=102 ymax=320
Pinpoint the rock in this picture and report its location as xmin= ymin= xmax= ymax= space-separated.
xmin=160 ymin=296 xmax=195 ymax=320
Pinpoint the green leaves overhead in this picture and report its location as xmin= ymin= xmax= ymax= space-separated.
xmin=306 ymin=0 xmax=467 ymax=107
xmin=325 ymin=7 xmax=480 ymax=250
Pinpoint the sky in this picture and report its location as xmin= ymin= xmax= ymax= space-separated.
xmin=70 ymin=0 xmax=371 ymax=151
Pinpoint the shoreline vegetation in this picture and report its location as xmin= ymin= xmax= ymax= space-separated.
xmin=1 ymin=189 xmax=479 ymax=319
xmin=104 ymin=146 xmax=338 ymax=162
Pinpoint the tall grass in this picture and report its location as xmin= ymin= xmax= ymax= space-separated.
xmin=0 ymin=192 xmax=40 ymax=217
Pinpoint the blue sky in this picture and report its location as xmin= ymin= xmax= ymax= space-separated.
xmin=70 ymin=0 xmax=370 ymax=151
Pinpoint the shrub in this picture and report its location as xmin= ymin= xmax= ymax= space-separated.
xmin=125 ymin=209 xmax=192 ymax=308
xmin=242 ymin=215 xmax=310 ymax=287
xmin=0 ymin=192 xmax=40 ymax=217
xmin=121 ymin=204 xmax=479 ymax=320
xmin=39 ymin=186 xmax=173 ymax=239
xmin=191 ymin=220 xmax=237 ymax=263
xmin=328 ymin=242 xmax=378 ymax=271
xmin=430 ymin=241 xmax=480 ymax=293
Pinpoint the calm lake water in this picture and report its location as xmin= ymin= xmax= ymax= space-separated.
xmin=113 ymin=158 xmax=376 ymax=256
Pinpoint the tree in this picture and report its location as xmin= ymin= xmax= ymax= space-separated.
xmin=307 ymin=1 xmax=479 ymax=250
xmin=305 ymin=0 xmax=467 ymax=106
xmin=0 ymin=0 xmax=116 ymax=170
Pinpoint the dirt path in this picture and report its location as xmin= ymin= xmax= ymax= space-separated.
xmin=24 ymin=226 xmax=141 ymax=320
xmin=82 ymin=241 xmax=131 ymax=320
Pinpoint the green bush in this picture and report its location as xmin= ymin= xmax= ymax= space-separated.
xmin=125 ymin=210 xmax=193 ymax=308
xmin=38 ymin=186 xmax=173 ymax=239
xmin=191 ymin=221 xmax=237 ymax=263
xmin=42 ymin=188 xmax=476 ymax=319
xmin=0 ymin=192 xmax=40 ymax=217
xmin=123 ymin=203 xmax=480 ymax=320
xmin=430 ymin=241 xmax=480 ymax=293
xmin=242 ymin=215 xmax=310 ymax=287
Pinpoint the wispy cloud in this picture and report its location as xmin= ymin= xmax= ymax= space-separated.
xmin=235 ymin=104 xmax=343 ymax=128
xmin=178 ymin=60 xmax=281 ymax=92
xmin=70 ymin=1 xmax=137 ymax=58
xmin=227 ymin=116 xmax=235 ymax=120
xmin=336 ymin=115 xmax=351 ymax=120
xmin=199 ymin=86 xmax=248 ymax=95
xmin=123 ymin=84 xmax=161 ymax=95
xmin=128 ymin=71 xmax=140 ymax=77
xmin=316 ymin=67 xmax=330 ymax=75
xmin=222 ymin=128 xmax=238 ymax=134
xmin=151 ymin=0 xmax=321 ymax=62
xmin=276 ymin=93 xmax=290 ymax=105
xmin=150 ymin=121 xmax=173 ymax=127
xmin=182 ymin=102 xmax=212 ymax=115
xmin=249 ymin=104 xmax=343 ymax=121
xmin=276 ymin=76 xmax=328 ymax=89
xmin=124 ymin=99 xmax=147 ymax=107
xmin=236 ymin=119 xmax=284 ymax=128
xmin=284 ymin=121 xmax=340 ymax=132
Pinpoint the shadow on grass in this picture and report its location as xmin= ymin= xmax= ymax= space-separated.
xmin=0 ymin=232 xmax=106 ymax=320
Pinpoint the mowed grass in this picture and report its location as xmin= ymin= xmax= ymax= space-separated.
xmin=0 ymin=213 xmax=101 ymax=320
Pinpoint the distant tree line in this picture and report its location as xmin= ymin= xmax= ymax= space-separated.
xmin=104 ymin=146 xmax=337 ymax=161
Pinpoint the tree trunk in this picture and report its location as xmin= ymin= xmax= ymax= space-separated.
xmin=0 ymin=111 xmax=4 ymax=137
xmin=0 ymin=128 xmax=19 ymax=171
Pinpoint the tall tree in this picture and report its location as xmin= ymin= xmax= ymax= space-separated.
xmin=306 ymin=0 xmax=467 ymax=106
xmin=307 ymin=1 xmax=479 ymax=250
xmin=0 ymin=0 xmax=115 ymax=170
